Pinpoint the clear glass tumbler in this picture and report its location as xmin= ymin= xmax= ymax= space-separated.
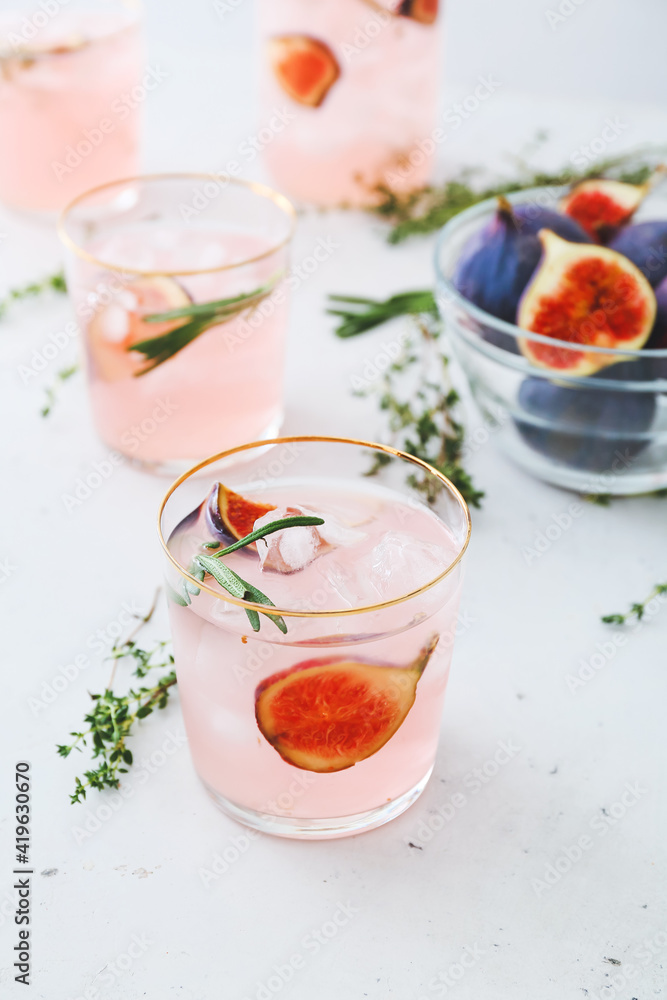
xmin=0 ymin=0 xmax=143 ymax=213
xmin=159 ymin=436 xmax=470 ymax=839
xmin=59 ymin=174 xmax=296 ymax=472
xmin=257 ymin=0 xmax=441 ymax=206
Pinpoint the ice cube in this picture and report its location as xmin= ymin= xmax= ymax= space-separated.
xmin=196 ymin=243 xmax=228 ymax=269
xmin=253 ymin=505 xmax=365 ymax=574
xmin=98 ymin=303 xmax=129 ymax=342
xmin=317 ymin=531 xmax=448 ymax=605
xmin=117 ymin=289 xmax=138 ymax=311
xmin=365 ymin=532 xmax=447 ymax=597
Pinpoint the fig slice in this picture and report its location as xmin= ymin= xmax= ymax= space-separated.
xmin=560 ymin=178 xmax=653 ymax=241
xmin=268 ymin=35 xmax=340 ymax=107
xmin=255 ymin=634 xmax=439 ymax=773
xmin=517 ymin=231 xmax=656 ymax=375
xmin=88 ymin=276 xmax=191 ymax=382
xmin=398 ymin=0 xmax=439 ymax=23
xmin=207 ymin=483 xmax=277 ymax=549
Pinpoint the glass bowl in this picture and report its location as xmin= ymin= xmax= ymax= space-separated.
xmin=434 ymin=185 xmax=667 ymax=495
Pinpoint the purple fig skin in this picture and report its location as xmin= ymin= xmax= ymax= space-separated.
xmin=453 ymin=202 xmax=591 ymax=324
xmin=642 ymin=276 xmax=667 ymax=381
xmin=608 ymin=221 xmax=667 ymax=288
xmin=204 ymin=482 xmax=236 ymax=544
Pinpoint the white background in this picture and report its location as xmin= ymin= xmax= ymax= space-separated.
xmin=1 ymin=2 xmax=667 ymax=998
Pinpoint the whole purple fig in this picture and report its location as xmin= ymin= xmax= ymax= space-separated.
xmin=608 ymin=220 xmax=667 ymax=288
xmin=640 ymin=275 xmax=667 ymax=381
xmin=453 ymin=197 xmax=591 ymax=324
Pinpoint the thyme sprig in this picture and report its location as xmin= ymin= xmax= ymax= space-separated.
xmin=173 ymin=514 xmax=325 ymax=634
xmin=129 ymin=278 xmax=280 ymax=374
xmin=332 ymin=293 xmax=483 ymax=508
xmin=41 ymin=363 xmax=79 ymax=417
xmin=601 ymin=582 xmax=667 ymax=625
xmin=371 ymin=147 xmax=663 ymax=243
xmin=57 ymin=592 xmax=177 ymax=803
xmin=0 ymin=269 xmax=66 ymax=317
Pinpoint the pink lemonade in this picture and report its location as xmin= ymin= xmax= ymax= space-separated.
xmin=60 ymin=176 xmax=295 ymax=470
xmin=163 ymin=466 xmax=468 ymax=839
xmin=258 ymin=0 xmax=440 ymax=206
xmin=0 ymin=3 xmax=142 ymax=212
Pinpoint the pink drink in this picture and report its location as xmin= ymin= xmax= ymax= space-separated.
xmin=160 ymin=441 xmax=470 ymax=839
xmin=60 ymin=176 xmax=295 ymax=470
xmin=258 ymin=0 xmax=440 ymax=206
xmin=0 ymin=3 xmax=142 ymax=213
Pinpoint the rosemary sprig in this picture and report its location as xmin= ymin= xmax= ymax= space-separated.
xmin=57 ymin=592 xmax=177 ymax=803
xmin=175 ymin=514 xmax=325 ymax=634
xmin=0 ymin=269 xmax=66 ymax=317
xmin=41 ymin=363 xmax=79 ymax=417
xmin=328 ymin=291 xmax=437 ymax=338
xmin=371 ymin=148 xmax=663 ymax=243
xmin=129 ymin=279 xmax=279 ymax=374
xmin=601 ymin=582 xmax=667 ymax=625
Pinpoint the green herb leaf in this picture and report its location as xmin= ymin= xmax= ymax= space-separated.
xmin=0 ymin=269 xmax=67 ymax=319
xmin=165 ymin=581 xmax=190 ymax=607
xmin=213 ymin=515 xmax=325 ymax=557
xmin=244 ymin=608 xmax=261 ymax=632
xmin=41 ymin=363 xmax=80 ymax=418
xmin=128 ymin=278 xmax=280 ymax=375
xmin=142 ymin=283 xmax=275 ymax=322
xmin=328 ymin=291 xmax=437 ymax=338
xmin=330 ymin=292 xmax=483 ymax=508
xmin=238 ymin=579 xmax=288 ymax=634
xmin=195 ymin=554 xmax=247 ymax=598
xmin=57 ymin=593 xmax=178 ymax=803
xmin=369 ymin=147 xmax=665 ymax=243
xmin=191 ymin=515 xmax=320 ymax=633
xmin=601 ymin=582 xmax=667 ymax=626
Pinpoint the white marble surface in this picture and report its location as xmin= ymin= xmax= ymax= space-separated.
xmin=1 ymin=5 xmax=667 ymax=998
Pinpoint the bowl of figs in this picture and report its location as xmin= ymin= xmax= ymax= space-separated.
xmin=434 ymin=173 xmax=667 ymax=494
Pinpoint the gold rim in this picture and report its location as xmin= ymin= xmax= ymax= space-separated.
xmin=157 ymin=436 xmax=472 ymax=619
xmin=58 ymin=173 xmax=297 ymax=277
xmin=0 ymin=0 xmax=142 ymax=59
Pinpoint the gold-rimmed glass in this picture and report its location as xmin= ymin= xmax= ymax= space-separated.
xmin=158 ymin=436 xmax=471 ymax=839
xmin=0 ymin=0 xmax=144 ymax=214
xmin=59 ymin=174 xmax=296 ymax=473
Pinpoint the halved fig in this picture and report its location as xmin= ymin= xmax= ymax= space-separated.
xmin=207 ymin=483 xmax=276 ymax=549
xmin=268 ymin=35 xmax=340 ymax=107
xmin=399 ymin=0 xmax=438 ymax=23
xmin=517 ymin=231 xmax=656 ymax=375
xmin=88 ymin=276 xmax=191 ymax=381
xmin=560 ymin=178 xmax=651 ymax=242
xmin=454 ymin=196 xmax=590 ymax=324
xmin=255 ymin=635 xmax=439 ymax=772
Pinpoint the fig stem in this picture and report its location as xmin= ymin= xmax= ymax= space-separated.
xmin=644 ymin=163 xmax=667 ymax=195
xmin=496 ymin=195 xmax=514 ymax=215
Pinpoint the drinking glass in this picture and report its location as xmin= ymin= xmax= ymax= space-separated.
xmin=59 ymin=174 xmax=296 ymax=472
xmin=159 ymin=436 xmax=471 ymax=838
xmin=257 ymin=0 xmax=441 ymax=206
xmin=0 ymin=0 xmax=143 ymax=213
